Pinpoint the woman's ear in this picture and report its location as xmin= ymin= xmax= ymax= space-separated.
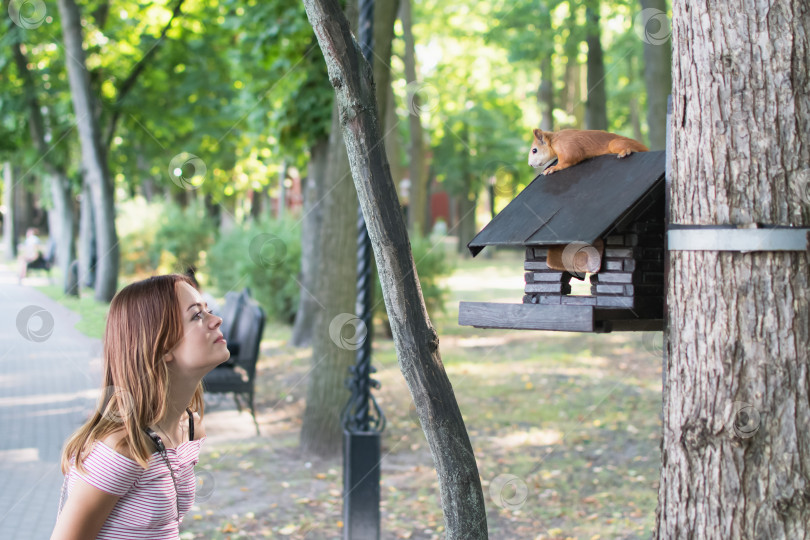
xmin=163 ymin=351 xmax=174 ymax=363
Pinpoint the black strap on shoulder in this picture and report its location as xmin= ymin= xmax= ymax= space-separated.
xmin=186 ymin=408 xmax=194 ymax=441
xmin=144 ymin=427 xmax=165 ymax=452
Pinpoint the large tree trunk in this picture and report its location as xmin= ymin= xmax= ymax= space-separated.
xmin=584 ymin=0 xmax=608 ymax=130
xmin=3 ymin=162 xmax=17 ymax=260
xmin=299 ymin=99 xmax=358 ymax=456
xmin=299 ymin=0 xmax=358 ymax=456
xmin=656 ymin=1 xmax=810 ymax=537
xmin=400 ymin=0 xmax=428 ymax=235
xmin=302 ymin=0 xmax=488 ymax=536
xmin=640 ymin=0 xmax=672 ymax=150
xmin=292 ymin=138 xmax=328 ymax=347
xmin=299 ymin=0 xmax=399 ymax=457
xmin=59 ymin=0 xmax=119 ymax=302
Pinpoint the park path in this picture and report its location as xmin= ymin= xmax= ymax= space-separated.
xmin=0 ymin=268 xmax=102 ymax=539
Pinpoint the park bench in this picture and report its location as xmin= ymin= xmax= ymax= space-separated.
xmin=203 ymin=288 xmax=265 ymax=435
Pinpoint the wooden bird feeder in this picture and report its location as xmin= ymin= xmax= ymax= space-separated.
xmin=459 ymin=150 xmax=666 ymax=333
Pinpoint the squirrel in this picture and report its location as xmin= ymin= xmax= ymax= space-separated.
xmin=528 ymin=128 xmax=649 ymax=175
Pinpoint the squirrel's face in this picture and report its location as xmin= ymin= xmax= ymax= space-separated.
xmin=528 ymin=131 xmax=557 ymax=169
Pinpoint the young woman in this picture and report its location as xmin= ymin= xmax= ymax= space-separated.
xmin=51 ymin=274 xmax=230 ymax=539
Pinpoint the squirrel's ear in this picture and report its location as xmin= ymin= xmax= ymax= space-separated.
xmin=532 ymin=128 xmax=543 ymax=140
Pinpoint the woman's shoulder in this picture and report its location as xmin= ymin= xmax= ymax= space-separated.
xmin=98 ymin=429 xmax=137 ymax=461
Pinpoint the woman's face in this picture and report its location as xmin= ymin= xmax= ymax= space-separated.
xmin=169 ymin=281 xmax=230 ymax=375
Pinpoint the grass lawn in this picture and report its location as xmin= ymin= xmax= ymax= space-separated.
xmin=27 ymin=245 xmax=664 ymax=539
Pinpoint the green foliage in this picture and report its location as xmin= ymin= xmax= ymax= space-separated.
xmin=152 ymin=198 xmax=216 ymax=271
xmin=208 ymin=218 xmax=302 ymax=324
xmin=117 ymin=198 xmax=163 ymax=276
xmin=373 ymin=231 xmax=455 ymax=332
xmin=117 ymin=198 xmax=214 ymax=276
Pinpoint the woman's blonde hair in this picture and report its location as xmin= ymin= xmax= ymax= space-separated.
xmin=61 ymin=274 xmax=205 ymax=472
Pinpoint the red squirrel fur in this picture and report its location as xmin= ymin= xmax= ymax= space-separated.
xmin=528 ymin=129 xmax=649 ymax=175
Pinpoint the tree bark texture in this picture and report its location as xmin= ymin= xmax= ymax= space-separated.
xmin=640 ymin=0 xmax=672 ymax=150
xmin=302 ymin=0 xmax=488 ymax=537
xmin=59 ymin=0 xmax=119 ymax=302
xmin=292 ymin=137 xmax=329 ymax=347
xmin=585 ymin=0 xmax=608 ymax=131
xmin=656 ymin=1 xmax=810 ymax=537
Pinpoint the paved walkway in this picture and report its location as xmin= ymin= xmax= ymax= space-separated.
xmin=0 ymin=268 xmax=102 ymax=539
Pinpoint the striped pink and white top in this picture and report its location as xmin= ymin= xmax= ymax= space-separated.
xmin=60 ymin=438 xmax=204 ymax=539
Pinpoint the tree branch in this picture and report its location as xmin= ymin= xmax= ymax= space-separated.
xmin=104 ymin=0 xmax=185 ymax=148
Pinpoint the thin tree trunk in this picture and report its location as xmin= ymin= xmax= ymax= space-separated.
xmin=656 ymin=1 xmax=810 ymax=537
xmin=640 ymin=0 xmax=672 ymax=150
xmin=564 ymin=19 xmax=584 ymax=128
xmin=584 ymin=0 xmax=608 ymax=131
xmin=48 ymin=172 xmax=78 ymax=296
xmin=302 ymin=1 xmax=489 ymax=536
xmin=455 ymin=121 xmax=476 ymax=255
xmin=538 ymin=54 xmax=554 ymax=131
xmin=292 ymin=138 xmax=329 ymax=347
xmin=3 ymin=162 xmax=17 ymax=260
xmin=59 ymin=0 xmax=119 ymax=302
xmin=537 ymin=7 xmax=555 ymax=132
xmin=78 ymin=179 xmax=96 ymax=289
xmin=401 ymin=0 xmax=427 ymax=234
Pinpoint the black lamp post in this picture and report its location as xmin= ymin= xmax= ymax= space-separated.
xmin=341 ymin=0 xmax=386 ymax=538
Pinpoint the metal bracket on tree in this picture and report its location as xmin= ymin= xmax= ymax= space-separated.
xmin=667 ymin=224 xmax=810 ymax=252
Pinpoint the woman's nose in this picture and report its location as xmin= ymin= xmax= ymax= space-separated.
xmin=208 ymin=313 xmax=223 ymax=329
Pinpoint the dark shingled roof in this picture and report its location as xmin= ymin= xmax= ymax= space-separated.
xmin=468 ymin=150 xmax=666 ymax=256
